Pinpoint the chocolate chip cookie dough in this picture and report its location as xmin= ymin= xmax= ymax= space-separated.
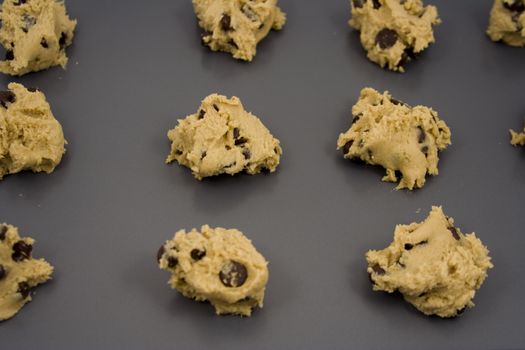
xmin=366 ymin=207 xmax=493 ymax=318
xmin=166 ymin=93 xmax=281 ymax=180
xmin=157 ymin=225 xmax=269 ymax=316
xmin=487 ymin=0 xmax=525 ymax=46
xmin=194 ymin=0 xmax=286 ymax=61
xmin=0 ymin=83 xmax=66 ymax=180
xmin=0 ymin=0 xmax=77 ymax=76
xmin=510 ymin=124 xmax=525 ymax=146
xmin=349 ymin=0 xmax=440 ymax=72
xmin=337 ymin=88 xmax=451 ymax=190
xmin=0 ymin=223 xmax=54 ymax=321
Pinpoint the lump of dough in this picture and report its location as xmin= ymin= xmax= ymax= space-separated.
xmin=194 ymin=0 xmax=286 ymax=61
xmin=0 ymin=223 xmax=54 ymax=321
xmin=166 ymin=93 xmax=281 ymax=180
xmin=0 ymin=0 xmax=77 ymax=76
xmin=349 ymin=0 xmax=440 ymax=72
xmin=487 ymin=0 xmax=525 ymax=47
xmin=366 ymin=206 xmax=493 ymax=318
xmin=0 ymin=82 xmax=66 ymax=180
xmin=337 ymin=87 xmax=451 ymax=190
xmin=157 ymin=225 xmax=269 ymax=316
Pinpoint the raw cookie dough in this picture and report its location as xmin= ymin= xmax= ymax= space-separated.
xmin=349 ymin=0 xmax=441 ymax=72
xmin=337 ymin=88 xmax=451 ymax=190
xmin=0 ymin=82 xmax=66 ymax=180
xmin=157 ymin=225 xmax=269 ymax=316
xmin=0 ymin=0 xmax=77 ymax=76
xmin=0 ymin=223 xmax=53 ymax=321
xmin=487 ymin=0 xmax=525 ymax=46
xmin=194 ymin=0 xmax=286 ymax=61
xmin=366 ymin=206 xmax=493 ymax=318
xmin=510 ymin=125 xmax=525 ymax=146
xmin=166 ymin=93 xmax=281 ymax=180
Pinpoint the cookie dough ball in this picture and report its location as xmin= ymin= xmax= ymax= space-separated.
xmin=337 ymin=88 xmax=451 ymax=190
xmin=0 ymin=83 xmax=66 ymax=180
xmin=0 ymin=223 xmax=54 ymax=321
xmin=166 ymin=93 xmax=281 ymax=180
xmin=349 ymin=0 xmax=441 ymax=72
xmin=157 ymin=225 xmax=269 ymax=316
xmin=0 ymin=0 xmax=77 ymax=76
xmin=487 ymin=0 xmax=525 ymax=46
xmin=510 ymin=125 xmax=525 ymax=146
xmin=366 ymin=207 xmax=493 ymax=318
xmin=194 ymin=0 xmax=286 ymax=61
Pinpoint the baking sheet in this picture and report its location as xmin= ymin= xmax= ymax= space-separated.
xmin=1 ymin=0 xmax=524 ymax=349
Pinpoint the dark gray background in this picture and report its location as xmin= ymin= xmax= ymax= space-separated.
xmin=1 ymin=0 xmax=524 ymax=349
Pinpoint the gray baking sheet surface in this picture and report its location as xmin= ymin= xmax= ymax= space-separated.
xmin=1 ymin=0 xmax=524 ymax=349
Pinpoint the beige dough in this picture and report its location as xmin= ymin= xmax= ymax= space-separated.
xmin=0 ymin=0 xmax=77 ymax=76
xmin=337 ymin=88 xmax=451 ymax=190
xmin=157 ymin=225 xmax=269 ymax=316
xmin=366 ymin=206 xmax=493 ymax=318
xmin=194 ymin=0 xmax=286 ymax=61
xmin=166 ymin=93 xmax=281 ymax=180
xmin=0 ymin=82 xmax=66 ymax=180
xmin=510 ymin=125 xmax=525 ymax=146
xmin=349 ymin=0 xmax=440 ymax=72
xmin=0 ymin=223 xmax=53 ymax=321
xmin=487 ymin=0 xmax=525 ymax=46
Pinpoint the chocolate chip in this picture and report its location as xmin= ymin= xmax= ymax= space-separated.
xmin=17 ymin=282 xmax=31 ymax=299
xmin=372 ymin=0 xmax=381 ymax=9
xmin=241 ymin=4 xmax=258 ymax=21
xmin=417 ymin=126 xmax=426 ymax=143
xmin=233 ymin=128 xmax=247 ymax=145
xmin=13 ymin=0 xmax=27 ymax=5
xmin=235 ymin=137 xmax=248 ymax=146
xmin=0 ymin=265 xmax=6 ymax=280
xmin=503 ymin=0 xmax=525 ymax=13
xmin=167 ymin=256 xmax=178 ymax=268
xmin=22 ymin=14 xmax=36 ymax=33
xmin=198 ymin=109 xmax=205 ymax=119
xmin=219 ymin=260 xmax=248 ymax=287
xmin=456 ymin=307 xmax=466 ymax=315
xmin=391 ymin=98 xmax=402 ymax=105
xmin=5 ymin=50 xmax=14 ymax=61
xmin=421 ymin=145 xmax=429 ymax=155
xmin=352 ymin=0 xmax=366 ymax=8
xmin=242 ymin=148 xmax=251 ymax=160
xmin=404 ymin=243 xmax=414 ymax=250
xmin=0 ymin=90 xmax=15 ymax=108
xmin=228 ymin=39 xmax=238 ymax=49
xmin=371 ymin=264 xmax=385 ymax=275
xmin=376 ymin=28 xmax=398 ymax=49
xmin=27 ymin=87 xmax=38 ymax=92
xmin=343 ymin=140 xmax=353 ymax=155
xmin=157 ymin=245 xmax=165 ymax=263
xmin=59 ymin=32 xmax=67 ymax=49
xmin=220 ymin=14 xmax=232 ymax=31
xmin=353 ymin=113 xmax=363 ymax=122
xmin=398 ymin=47 xmax=416 ymax=68
xmin=201 ymin=151 xmax=207 ymax=160
xmin=0 ymin=225 xmax=6 ymax=240
xmin=448 ymin=227 xmax=460 ymax=240
xmin=40 ymin=38 xmax=49 ymax=48
xmin=190 ymin=249 xmax=206 ymax=261
xmin=213 ymin=104 xmax=219 ymax=111
xmin=12 ymin=241 xmax=32 ymax=262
